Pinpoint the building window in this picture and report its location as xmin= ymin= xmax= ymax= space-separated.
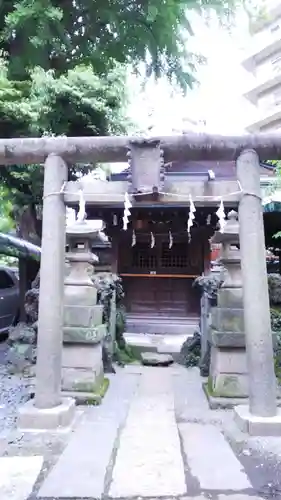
xmin=160 ymin=242 xmax=189 ymax=268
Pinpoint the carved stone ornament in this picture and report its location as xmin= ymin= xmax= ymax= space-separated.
xmin=126 ymin=138 xmax=165 ymax=194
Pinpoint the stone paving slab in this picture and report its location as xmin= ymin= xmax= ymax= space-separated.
xmin=0 ymin=455 xmax=43 ymax=499
xmin=35 ymin=496 xmax=264 ymax=500
xmin=37 ymin=372 xmax=139 ymax=499
xmin=109 ymin=369 xmax=186 ymax=498
xmin=179 ymin=422 xmax=251 ymax=491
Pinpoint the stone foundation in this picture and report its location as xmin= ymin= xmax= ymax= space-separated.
xmin=208 ymin=211 xmax=251 ymax=401
xmin=209 ymin=345 xmax=248 ymax=397
xmin=62 ymin=343 xmax=103 ymax=393
xmin=62 ymin=220 xmax=106 ymax=401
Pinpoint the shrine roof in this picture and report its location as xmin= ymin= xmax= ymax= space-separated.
xmin=109 ymin=160 xmax=274 ymax=181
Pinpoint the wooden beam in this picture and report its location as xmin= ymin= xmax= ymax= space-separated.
xmin=0 ymin=133 xmax=280 ymax=165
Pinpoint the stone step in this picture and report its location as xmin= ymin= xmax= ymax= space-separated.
xmin=124 ymin=332 xmax=191 ymax=356
xmin=126 ymin=317 xmax=198 ymax=336
xmin=140 ymin=352 xmax=174 ymax=366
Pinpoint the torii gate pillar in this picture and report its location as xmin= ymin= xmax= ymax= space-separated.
xmin=234 ymin=149 xmax=281 ymax=435
xmin=17 ymin=154 xmax=75 ymax=430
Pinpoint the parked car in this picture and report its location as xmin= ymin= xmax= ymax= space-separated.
xmin=0 ymin=266 xmax=20 ymax=335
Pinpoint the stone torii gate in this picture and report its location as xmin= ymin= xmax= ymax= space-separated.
xmin=1 ymin=133 xmax=280 ymax=435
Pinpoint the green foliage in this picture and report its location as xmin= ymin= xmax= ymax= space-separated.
xmin=0 ymin=59 xmax=131 ymax=223
xmin=179 ymin=331 xmax=201 ymax=367
xmin=93 ymin=273 xmax=134 ymax=363
xmin=1 ymin=0 xmax=239 ymax=87
xmin=271 ymin=308 xmax=281 ymax=333
xmin=193 ymin=272 xmax=224 ymax=300
xmin=268 ymin=274 xmax=281 ymax=305
xmin=0 ymin=187 xmax=15 ymax=233
xmin=271 ymin=308 xmax=281 ymax=381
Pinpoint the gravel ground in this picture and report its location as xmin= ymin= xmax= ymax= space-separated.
xmin=0 ymin=341 xmax=32 ymax=436
xmin=2 ymin=358 xmax=281 ymax=500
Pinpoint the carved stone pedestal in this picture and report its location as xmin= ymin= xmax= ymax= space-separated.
xmin=209 ymin=211 xmax=248 ymax=399
xmin=62 ymin=220 xmax=106 ymax=400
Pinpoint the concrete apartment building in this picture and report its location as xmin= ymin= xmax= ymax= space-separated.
xmin=242 ymin=1 xmax=281 ymax=133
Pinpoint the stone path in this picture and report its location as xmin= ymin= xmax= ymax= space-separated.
xmin=1 ymin=365 xmax=280 ymax=499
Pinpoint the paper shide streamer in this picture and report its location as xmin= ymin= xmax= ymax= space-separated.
xmin=123 ymin=192 xmax=132 ymax=231
xmin=77 ymin=189 xmax=86 ymax=222
xmin=169 ymin=230 xmax=173 ymax=249
xmin=187 ymin=194 xmax=196 ymax=240
xmin=216 ymin=199 xmax=226 ymax=233
xmin=132 ymin=229 xmax=136 ymax=247
xmin=150 ymin=232 xmax=155 ymax=249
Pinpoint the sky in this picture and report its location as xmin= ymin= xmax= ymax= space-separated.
xmin=127 ymin=9 xmax=257 ymax=135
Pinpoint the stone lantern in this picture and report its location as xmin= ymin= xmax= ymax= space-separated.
xmin=62 ymin=219 xmax=106 ymax=399
xmin=208 ymin=210 xmax=248 ymax=401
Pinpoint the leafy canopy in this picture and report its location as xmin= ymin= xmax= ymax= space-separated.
xmin=1 ymin=0 xmax=239 ymax=87
xmin=0 ymin=58 xmax=131 ymax=215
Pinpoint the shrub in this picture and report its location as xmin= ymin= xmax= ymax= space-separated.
xmin=193 ymin=271 xmax=224 ymax=301
xmin=268 ymin=274 xmax=281 ymax=305
xmin=270 ymin=308 xmax=281 ymax=381
xmin=271 ymin=308 xmax=281 ymax=333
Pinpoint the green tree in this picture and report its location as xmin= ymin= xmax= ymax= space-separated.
xmin=0 ymin=188 xmax=14 ymax=233
xmin=1 ymin=0 xmax=239 ymax=87
xmin=0 ymin=59 xmax=131 ymax=240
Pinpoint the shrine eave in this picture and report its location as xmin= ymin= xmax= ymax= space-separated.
xmin=63 ymin=179 xmax=242 ymax=207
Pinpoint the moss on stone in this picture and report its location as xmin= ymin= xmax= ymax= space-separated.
xmin=73 ymin=377 xmax=110 ymax=405
xmin=84 ymin=377 xmax=110 ymax=405
xmin=205 ymin=375 xmax=246 ymax=398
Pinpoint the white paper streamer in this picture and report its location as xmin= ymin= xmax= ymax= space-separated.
xmin=123 ymin=192 xmax=132 ymax=231
xmin=206 ymin=214 xmax=211 ymax=225
xmin=169 ymin=230 xmax=173 ymax=249
xmin=113 ymin=214 xmax=118 ymax=226
xmin=216 ymin=199 xmax=226 ymax=233
xmin=187 ymin=194 xmax=196 ymax=235
xmin=150 ymin=232 xmax=155 ymax=248
xmin=77 ymin=189 xmax=86 ymax=222
xmin=132 ymin=230 xmax=136 ymax=247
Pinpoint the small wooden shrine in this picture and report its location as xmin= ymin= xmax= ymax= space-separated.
xmin=64 ymin=141 xmax=275 ymax=332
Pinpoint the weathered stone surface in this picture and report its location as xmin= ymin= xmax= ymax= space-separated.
xmin=211 ymin=308 xmax=244 ymax=333
xmin=217 ymin=288 xmax=243 ymax=308
xmin=62 ymin=367 xmax=103 ymax=393
xmin=140 ymin=352 xmax=174 ymax=366
xmin=63 ymin=324 xmax=106 ymax=344
xmin=0 ymin=456 xmax=43 ymax=500
xmin=179 ymin=423 xmax=251 ymax=490
xmin=17 ymin=397 xmax=75 ymax=431
xmin=211 ymin=330 xmax=277 ymax=348
xmin=38 ymin=372 xmax=138 ymax=499
xmin=8 ymin=323 xmax=36 ymax=345
xmin=62 ymin=343 xmax=103 ymax=392
xmin=62 ymin=343 xmax=102 ymax=370
xmin=64 ymin=285 xmax=97 ymax=307
xmin=64 ymin=304 xmax=103 ymax=328
xmin=210 ymin=373 xmax=249 ymax=398
xmin=210 ymin=346 xmax=247 ymax=374
xmin=234 ymin=405 xmax=281 ymax=436
xmin=6 ymin=343 xmax=37 ymax=374
xmin=110 ymin=370 xmax=185 ymax=497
